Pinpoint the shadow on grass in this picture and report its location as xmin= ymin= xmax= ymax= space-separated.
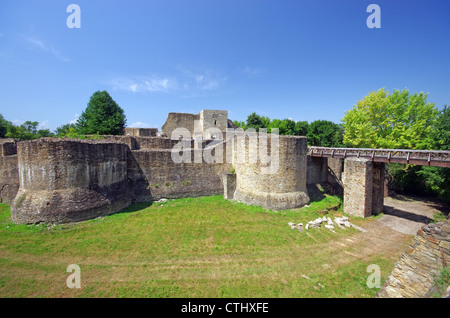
xmin=118 ymin=202 xmax=154 ymax=214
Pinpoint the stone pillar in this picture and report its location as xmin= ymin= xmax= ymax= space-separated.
xmin=342 ymin=158 xmax=373 ymax=218
xmin=342 ymin=158 xmax=385 ymax=218
xmin=223 ymin=173 xmax=236 ymax=200
xmin=372 ymin=162 xmax=385 ymax=214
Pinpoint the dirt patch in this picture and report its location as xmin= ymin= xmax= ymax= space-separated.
xmin=381 ymin=194 xmax=449 ymax=235
xmin=331 ymin=194 xmax=449 ymax=266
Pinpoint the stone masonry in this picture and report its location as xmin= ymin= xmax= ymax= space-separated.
xmin=377 ymin=220 xmax=450 ymax=298
xmin=0 ymin=139 xmax=19 ymax=205
xmin=342 ymin=158 xmax=385 ymax=218
xmin=232 ymin=133 xmax=310 ymax=210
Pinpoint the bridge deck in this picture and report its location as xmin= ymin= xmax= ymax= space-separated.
xmin=308 ymin=147 xmax=450 ymax=168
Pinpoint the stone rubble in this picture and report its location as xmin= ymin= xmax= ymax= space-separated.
xmin=288 ymin=215 xmax=366 ymax=233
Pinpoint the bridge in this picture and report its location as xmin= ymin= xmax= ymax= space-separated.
xmin=309 ymin=147 xmax=450 ymax=168
xmin=306 ymin=146 xmax=450 ymax=219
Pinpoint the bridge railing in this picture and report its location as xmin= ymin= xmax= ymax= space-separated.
xmin=308 ymin=147 xmax=450 ymax=168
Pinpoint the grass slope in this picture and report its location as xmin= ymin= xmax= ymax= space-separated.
xmin=0 ymin=195 xmax=401 ymax=298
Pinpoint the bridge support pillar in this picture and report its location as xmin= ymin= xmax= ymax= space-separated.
xmin=342 ymin=158 xmax=385 ymax=218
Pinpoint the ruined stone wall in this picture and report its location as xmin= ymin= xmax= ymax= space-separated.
xmin=327 ymin=158 xmax=343 ymax=195
xmin=232 ymin=134 xmax=310 ymax=210
xmin=161 ymin=112 xmax=200 ymax=138
xmin=124 ymin=128 xmax=158 ymax=137
xmin=128 ymin=147 xmax=231 ymax=202
xmin=306 ymin=156 xmax=328 ymax=185
xmin=133 ymin=136 xmax=192 ymax=150
xmin=377 ymin=221 xmax=450 ymax=298
xmin=11 ymin=139 xmax=132 ymax=224
xmin=0 ymin=139 xmax=19 ymax=204
xmin=306 ymin=156 xmax=327 ymax=200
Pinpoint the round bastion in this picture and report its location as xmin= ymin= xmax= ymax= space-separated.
xmin=11 ymin=138 xmax=132 ymax=224
xmin=232 ymin=133 xmax=310 ymax=210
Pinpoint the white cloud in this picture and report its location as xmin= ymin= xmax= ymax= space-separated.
xmin=128 ymin=121 xmax=152 ymax=128
xmin=12 ymin=119 xmax=24 ymax=126
xmin=37 ymin=120 xmax=49 ymax=130
xmin=242 ymin=66 xmax=265 ymax=79
xmin=108 ymin=68 xmax=227 ymax=96
xmin=25 ymin=36 xmax=70 ymax=62
xmin=69 ymin=114 xmax=79 ymax=125
xmin=109 ymin=75 xmax=173 ymax=93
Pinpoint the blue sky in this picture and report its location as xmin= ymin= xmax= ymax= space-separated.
xmin=1 ymin=0 xmax=449 ymax=131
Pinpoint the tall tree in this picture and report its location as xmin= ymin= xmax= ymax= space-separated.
xmin=245 ymin=112 xmax=271 ymax=132
xmin=76 ymin=91 xmax=126 ymax=135
xmin=432 ymin=105 xmax=450 ymax=150
xmin=294 ymin=120 xmax=309 ymax=136
xmin=0 ymin=114 xmax=9 ymax=138
xmin=342 ymin=88 xmax=439 ymax=149
xmin=54 ymin=123 xmax=76 ymax=136
xmin=307 ymin=120 xmax=343 ymax=147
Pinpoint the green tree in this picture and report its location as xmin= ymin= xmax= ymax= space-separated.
xmin=4 ymin=120 xmax=53 ymax=140
xmin=307 ymin=120 xmax=343 ymax=147
xmin=342 ymin=88 xmax=439 ymax=149
xmin=54 ymin=123 xmax=76 ymax=136
xmin=245 ymin=112 xmax=270 ymax=132
xmin=432 ymin=105 xmax=450 ymax=150
xmin=294 ymin=120 xmax=309 ymax=136
xmin=76 ymin=91 xmax=126 ymax=135
xmin=267 ymin=118 xmax=296 ymax=135
xmin=232 ymin=120 xmax=247 ymax=130
xmin=0 ymin=114 xmax=9 ymax=138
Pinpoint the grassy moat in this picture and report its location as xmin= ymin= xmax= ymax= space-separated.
xmin=0 ymin=195 xmax=410 ymax=298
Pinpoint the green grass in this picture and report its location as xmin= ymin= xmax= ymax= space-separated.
xmin=431 ymin=266 xmax=450 ymax=298
xmin=0 ymin=195 xmax=405 ymax=298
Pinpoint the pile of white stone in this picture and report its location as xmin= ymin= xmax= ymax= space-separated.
xmin=288 ymin=216 xmax=366 ymax=233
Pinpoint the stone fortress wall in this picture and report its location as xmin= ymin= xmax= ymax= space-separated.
xmin=0 ymin=109 xmax=374 ymax=224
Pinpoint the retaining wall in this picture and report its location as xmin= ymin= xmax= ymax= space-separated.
xmin=377 ymin=221 xmax=450 ymax=298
